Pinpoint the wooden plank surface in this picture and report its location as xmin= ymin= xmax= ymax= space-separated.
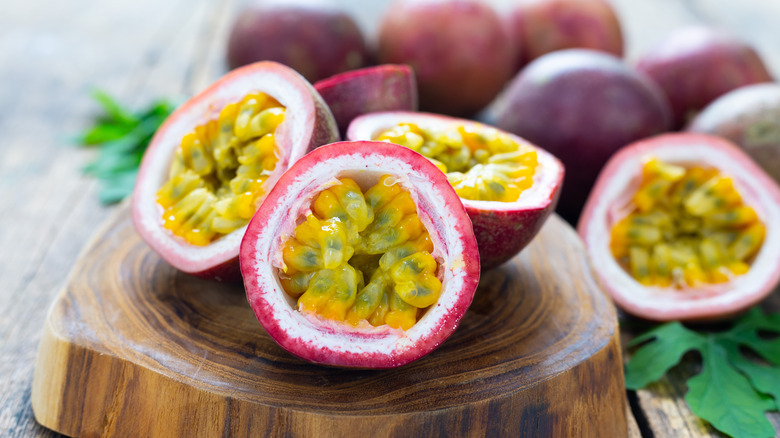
xmin=0 ymin=0 xmax=778 ymax=437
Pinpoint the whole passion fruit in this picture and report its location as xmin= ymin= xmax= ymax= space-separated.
xmin=687 ymin=83 xmax=780 ymax=183
xmin=240 ymin=141 xmax=480 ymax=368
xmin=226 ymin=0 xmax=369 ymax=83
xmin=578 ymin=133 xmax=780 ymax=321
xmin=314 ymin=64 xmax=418 ymax=138
xmin=348 ymin=111 xmax=564 ymax=270
xmin=132 ymin=61 xmax=339 ymax=281
xmin=489 ymin=49 xmax=671 ymax=224
xmin=377 ymin=0 xmax=514 ymax=116
xmin=636 ymin=26 xmax=773 ymax=129
xmin=505 ymin=0 xmax=624 ymax=71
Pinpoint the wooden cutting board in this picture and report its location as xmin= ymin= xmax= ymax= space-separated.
xmin=31 ymin=206 xmax=626 ymax=437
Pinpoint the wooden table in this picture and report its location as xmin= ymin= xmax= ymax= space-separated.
xmin=1 ymin=0 xmax=778 ymax=436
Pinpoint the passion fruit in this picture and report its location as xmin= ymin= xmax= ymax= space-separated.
xmin=578 ymin=133 xmax=780 ymax=321
xmin=377 ymin=0 xmax=514 ymax=116
xmin=636 ymin=26 xmax=773 ymax=129
xmin=240 ymin=141 xmax=480 ymax=368
xmin=226 ymin=0 xmax=369 ymax=83
xmin=505 ymin=0 xmax=624 ymax=71
xmin=347 ymin=111 xmax=564 ymax=270
xmin=314 ymin=64 xmax=418 ymax=138
xmin=687 ymin=83 xmax=780 ymax=183
xmin=132 ymin=61 xmax=339 ymax=281
xmin=489 ymin=49 xmax=671 ymax=224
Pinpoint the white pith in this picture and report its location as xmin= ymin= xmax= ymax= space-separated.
xmin=347 ymin=111 xmax=564 ymax=211
xmin=133 ymin=65 xmax=318 ymax=274
xmin=243 ymin=148 xmax=474 ymax=362
xmin=582 ymin=138 xmax=780 ymax=319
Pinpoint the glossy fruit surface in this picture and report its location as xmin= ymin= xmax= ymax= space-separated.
xmin=578 ymin=133 xmax=780 ymax=321
xmin=490 ymin=49 xmax=671 ymax=224
xmin=226 ymin=0 xmax=368 ymax=83
xmin=240 ymin=141 xmax=480 ymax=368
xmin=636 ymin=26 xmax=773 ymax=128
xmin=506 ymin=0 xmax=623 ymax=71
xmin=348 ymin=111 xmax=564 ymax=270
xmin=687 ymin=83 xmax=780 ymax=183
xmin=314 ymin=64 xmax=417 ymax=137
xmin=132 ymin=61 xmax=338 ymax=281
xmin=377 ymin=0 xmax=514 ymax=116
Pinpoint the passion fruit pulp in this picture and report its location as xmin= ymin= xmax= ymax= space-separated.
xmin=347 ymin=111 xmax=564 ymax=270
xmin=132 ymin=61 xmax=339 ymax=281
xmin=240 ymin=141 xmax=480 ymax=368
xmin=578 ymin=133 xmax=780 ymax=321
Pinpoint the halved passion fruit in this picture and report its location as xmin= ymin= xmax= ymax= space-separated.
xmin=347 ymin=112 xmax=564 ymax=270
xmin=132 ymin=61 xmax=338 ymax=281
xmin=578 ymin=133 xmax=780 ymax=321
xmin=240 ymin=141 xmax=480 ymax=368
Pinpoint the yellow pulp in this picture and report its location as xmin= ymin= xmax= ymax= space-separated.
xmin=611 ymin=157 xmax=765 ymax=288
xmin=280 ymin=175 xmax=442 ymax=330
xmin=157 ymin=92 xmax=285 ymax=246
xmin=374 ymin=123 xmax=538 ymax=202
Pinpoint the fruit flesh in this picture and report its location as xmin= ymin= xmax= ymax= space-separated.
xmin=375 ymin=123 xmax=538 ymax=202
xmin=157 ymin=92 xmax=285 ymax=246
xmin=279 ymin=175 xmax=442 ymax=330
xmin=611 ymin=157 xmax=765 ymax=288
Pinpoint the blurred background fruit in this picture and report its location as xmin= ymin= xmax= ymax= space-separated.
xmin=636 ymin=26 xmax=773 ymax=129
xmin=226 ymin=0 xmax=369 ymax=83
xmin=505 ymin=0 xmax=624 ymax=72
xmin=376 ymin=0 xmax=514 ymax=116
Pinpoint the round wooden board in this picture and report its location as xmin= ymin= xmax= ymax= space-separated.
xmin=32 ymin=207 xmax=626 ymax=437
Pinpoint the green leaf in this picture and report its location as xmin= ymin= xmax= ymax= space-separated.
xmin=723 ymin=308 xmax=780 ymax=365
xmin=685 ymin=339 xmax=776 ymax=438
xmin=625 ymin=322 xmax=705 ymax=389
xmin=75 ymin=90 xmax=175 ymax=204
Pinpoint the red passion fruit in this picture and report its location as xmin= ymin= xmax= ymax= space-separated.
xmin=131 ymin=61 xmax=339 ymax=281
xmin=314 ymin=64 xmax=418 ymax=138
xmin=578 ymin=133 xmax=780 ymax=321
xmin=377 ymin=0 xmax=514 ymax=116
xmin=226 ymin=0 xmax=369 ymax=83
xmin=240 ymin=141 xmax=480 ymax=368
xmin=636 ymin=26 xmax=773 ymax=129
xmin=347 ymin=112 xmax=564 ymax=270
xmin=489 ymin=49 xmax=671 ymax=224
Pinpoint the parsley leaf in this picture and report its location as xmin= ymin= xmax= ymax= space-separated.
xmin=76 ymin=90 xmax=175 ymax=204
xmin=625 ymin=307 xmax=780 ymax=438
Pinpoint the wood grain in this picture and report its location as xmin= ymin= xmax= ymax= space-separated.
xmin=32 ymin=207 xmax=626 ymax=437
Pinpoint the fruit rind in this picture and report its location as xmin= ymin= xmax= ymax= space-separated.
xmin=348 ymin=111 xmax=564 ymax=270
xmin=240 ymin=141 xmax=480 ymax=368
xmin=578 ymin=133 xmax=780 ymax=321
xmin=132 ymin=61 xmax=338 ymax=281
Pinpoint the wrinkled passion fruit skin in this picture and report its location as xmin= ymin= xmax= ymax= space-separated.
xmin=226 ymin=0 xmax=369 ymax=83
xmin=687 ymin=83 xmax=780 ymax=183
xmin=377 ymin=0 xmax=514 ymax=117
xmin=505 ymin=0 xmax=624 ymax=72
xmin=314 ymin=65 xmax=418 ymax=138
xmin=240 ymin=141 xmax=480 ymax=368
xmin=578 ymin=133 xmax=780 ymax=322
xmin=489 ymin=49 xmax=672 ymax=224
xmin=131 ymin=62 xmax=339 ymax=281
xmin=636 ymin=27 xmax=773 ymax=129
xmin=347 ymin=111 xmax=565 ymax=270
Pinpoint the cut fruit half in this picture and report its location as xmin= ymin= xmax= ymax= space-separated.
xmin=348 ymin=111 xmax=564 ymax=270
xmin=578 ymin=133 xmax=780 ymax=321
xmin=132 ymin=61 xmax=338 ymax=281
xmin=240 ymin=141 xmax=480 ymax=368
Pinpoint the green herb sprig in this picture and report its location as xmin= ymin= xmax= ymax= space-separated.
xmin=625 ymin=307 xmax=780 ymax=438
xmin=77 ymin=90 xmax=175 ymax=204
